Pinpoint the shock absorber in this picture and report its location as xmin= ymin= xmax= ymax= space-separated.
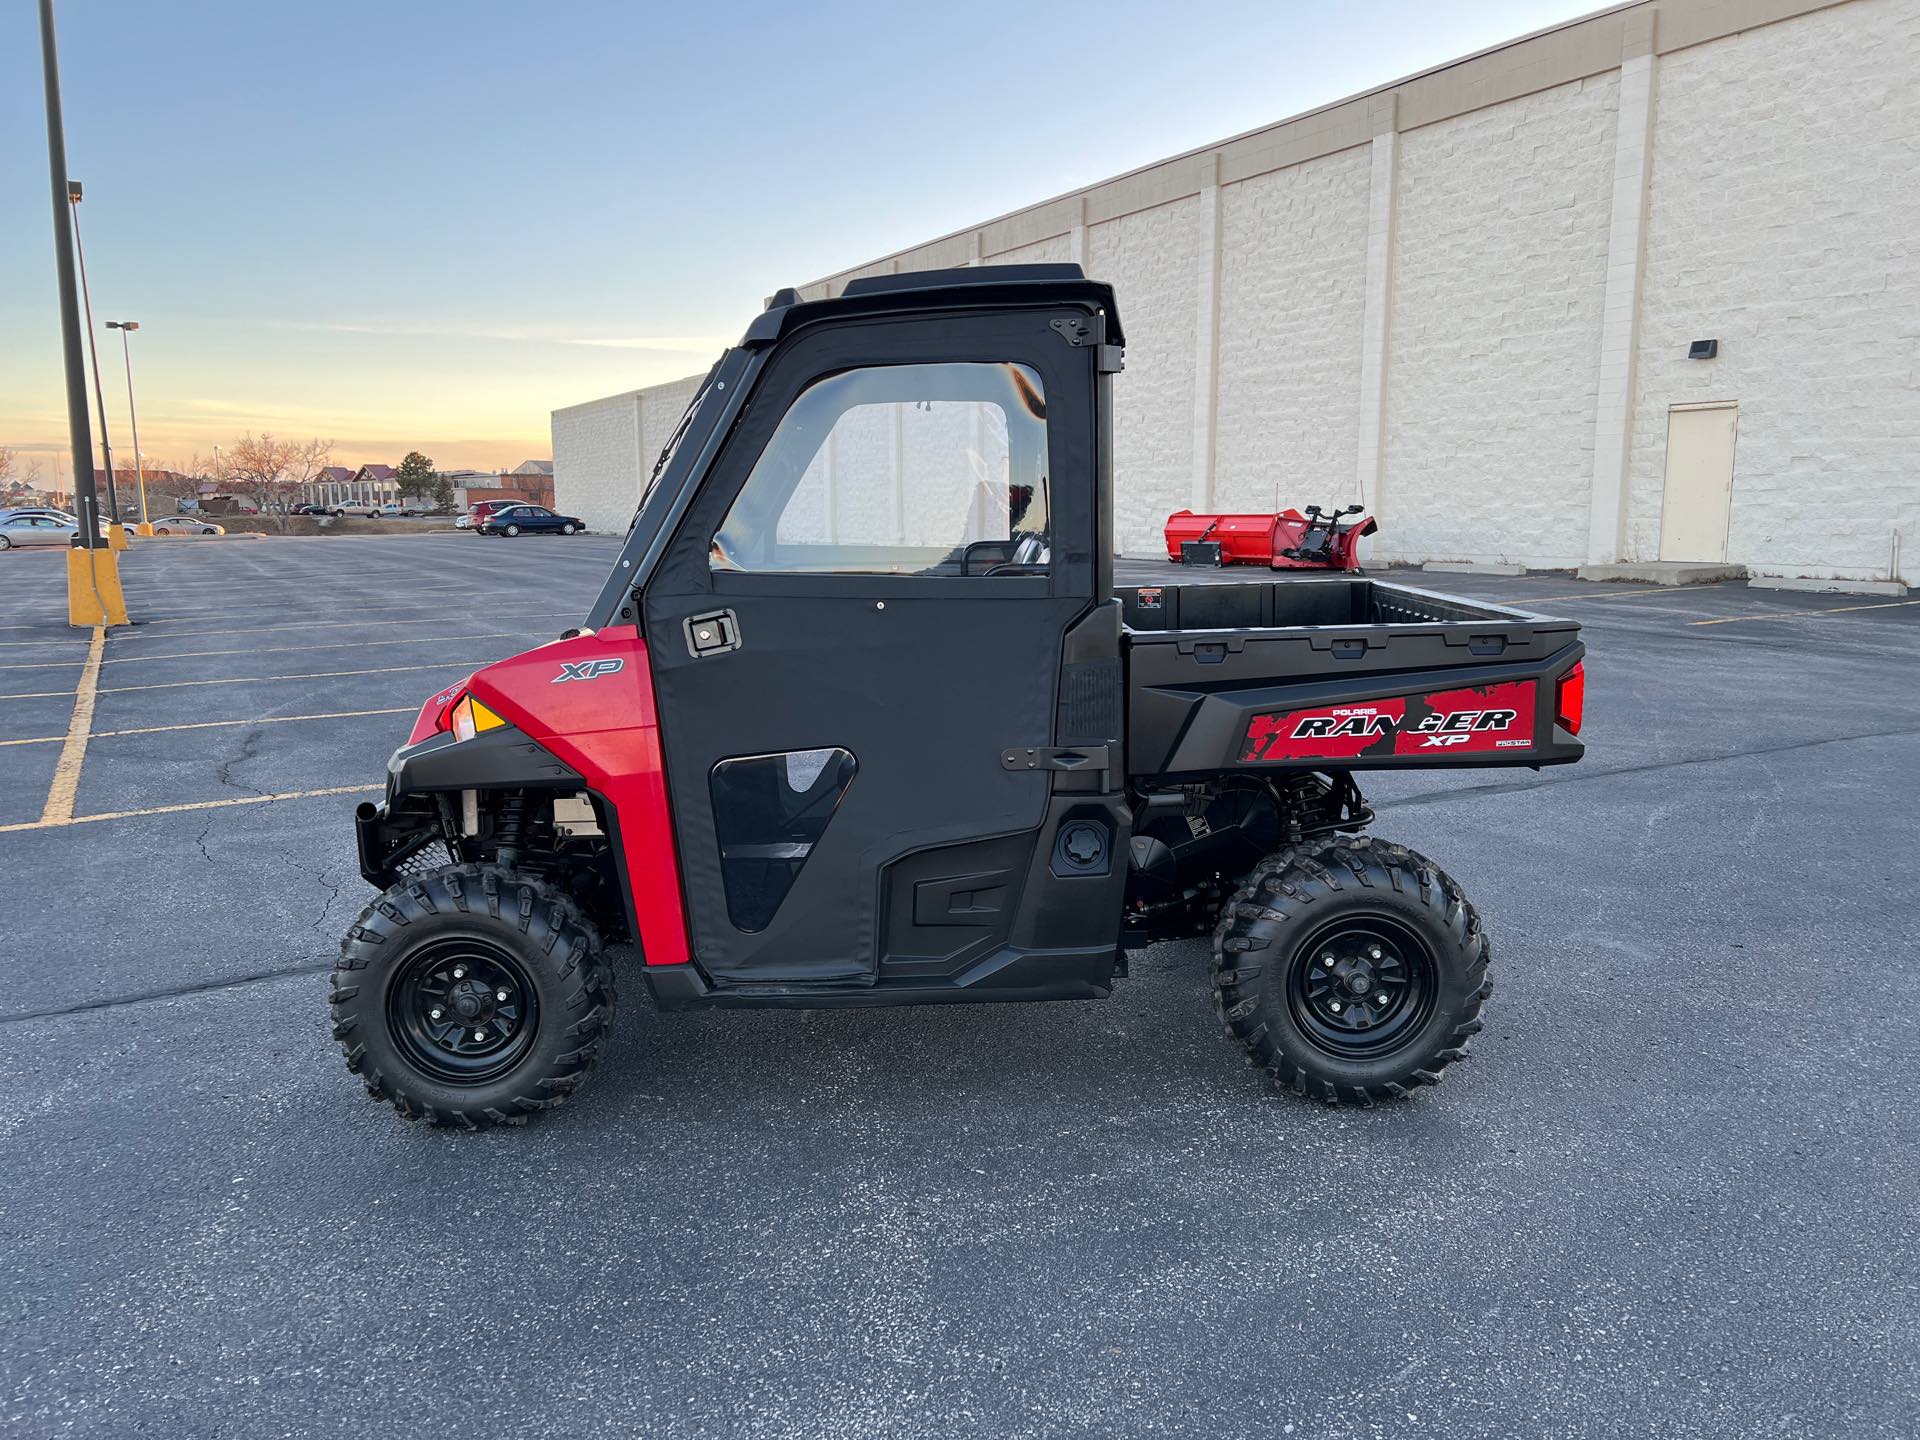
xmin=495 ymin=790 xmax=529 ymax=868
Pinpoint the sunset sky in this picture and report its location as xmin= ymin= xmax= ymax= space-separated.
xmin=2 ymin=0 xmax=1594 ymax=486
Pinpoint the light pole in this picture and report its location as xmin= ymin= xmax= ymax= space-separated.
xmin=36 ymin=0 xmax=101 ymax=551
xmin=67 ymin=180 xmax=121 ymax=526
xmin=107 ymin=320 xmax=147 ymax=525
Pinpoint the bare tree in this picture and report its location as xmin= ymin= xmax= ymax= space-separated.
xmin=222 ymin=433 xmax=303 ymax=513
xmin=0 ymin=448 xmax=47 ymax=503
xmin=287 ymin=436 xmax=334 ymax=494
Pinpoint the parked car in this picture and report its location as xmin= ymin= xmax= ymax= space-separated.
xmin=456 ymin=499 xmax=520 ymax=530
xmin=293 ymin=504 xmax=330 ymax=516
xmin=150 ymin=516 xmax=225 ymax=536
xmin=0 ymin=514 xmax=136 ymax=548
xmin=475 ymin=504 xmax=584 ymax=536
xmin=331 ymin=502 xmax=382 ymax=518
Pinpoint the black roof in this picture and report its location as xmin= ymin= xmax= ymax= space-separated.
xmin=744 ymin=264 xmax=1123 ymax=348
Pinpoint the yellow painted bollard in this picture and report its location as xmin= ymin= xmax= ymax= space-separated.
xmin=107 ymin=523 xmax=128 ymax=551
xmin=66 ymin=545 xmax=130 ymax=627
xmin=135 ymin=522 xmax=154 ymax=537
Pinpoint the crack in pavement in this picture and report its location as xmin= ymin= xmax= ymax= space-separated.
xmin=1380 ymin=725 xmax=1920 ymax=813
xmin=0 ymin=963 xmax=334 ymax=1025
xmin=215 ymin=727 xmax=270 ymax=799
xmin=286 ymin=847 xmax=347 ymax=935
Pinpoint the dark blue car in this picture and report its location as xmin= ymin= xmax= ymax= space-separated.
xmin=476 ymin=504 xmax=585 ymax=537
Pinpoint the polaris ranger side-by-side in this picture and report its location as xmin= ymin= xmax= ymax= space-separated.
xmin=335 ymin=266 xmax=1585 ymax=1127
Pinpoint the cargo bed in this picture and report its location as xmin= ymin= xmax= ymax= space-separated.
xmin=1120 ymin=578 xmax=1584 ymax=777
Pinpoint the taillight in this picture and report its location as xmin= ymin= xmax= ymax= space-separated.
xmin=1556 ymin=662 xmax=1585 ymax=735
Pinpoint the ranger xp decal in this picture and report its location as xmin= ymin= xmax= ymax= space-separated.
xmin=1240 ymin=680 xmax=1537 ymax=762
xmin=552 ymin=658 xmax=627 ymax=684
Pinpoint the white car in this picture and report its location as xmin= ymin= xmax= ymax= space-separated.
xmin=0 ymin=514 xmax=136 ymax=549
xmin=331 ymin=502 xmax=381 ymax=518
xmin=150 ymin=516 xmax=225 ymax=536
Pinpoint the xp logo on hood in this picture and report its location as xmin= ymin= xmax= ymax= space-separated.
xmin=552 ymin=658 xmax=626 ymax=684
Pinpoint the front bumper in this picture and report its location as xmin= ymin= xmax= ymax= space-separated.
xmin=355 ymin=727 xmax=588 ymax=887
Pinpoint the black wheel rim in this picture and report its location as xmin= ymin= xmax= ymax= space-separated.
xmin=1286 ymin=916 xmax=1437 ymax=1060
xmin=386 ymin=938 xmax=540 ymax=1085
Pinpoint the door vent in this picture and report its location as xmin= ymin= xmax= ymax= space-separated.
xmin=1058 ymin=657 xmax=1121 ymax=742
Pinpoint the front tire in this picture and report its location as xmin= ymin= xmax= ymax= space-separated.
xmin=560 ymin=523 xmax=577 ymax=536
xmin=331 ymin=863 xmax=616 ymax=1128
xmin=1212 ymin=835 xmax=1490 ymax=1104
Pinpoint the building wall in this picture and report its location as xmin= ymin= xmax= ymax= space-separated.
xmin=550 ymin=390 xmax=640 ymax=533
xmin=1212 ymin=147 xmax=1372 ymax=517
xmin=1625 ymin=0 xmax=1920 ymax=580
xmin=1088 ymin=197 xmax=1203 ymax=552
xmin=557 ymin=0 xmax=1916 ymax=583
xmin=1383 ymin=73 xmax=1619 ymax=568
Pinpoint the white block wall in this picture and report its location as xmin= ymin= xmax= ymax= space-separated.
xmin=1383 ymin=74 xmax=1619 ymax=569
xmin=550 ymin=391 xmax=640 ymax=534
xmin=1213 ymin=147 xmax=1372 ymax=516
xmin=1088 ymin=198 xmax=1202 ymax=553
xmin=558 ymin=0 xmax=1919 ymax=584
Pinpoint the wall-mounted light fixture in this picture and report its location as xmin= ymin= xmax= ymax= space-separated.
xmin=1687 ymin=339 xmax=1719 ymax=360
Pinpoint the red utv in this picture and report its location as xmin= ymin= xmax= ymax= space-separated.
xmin=335 ymin=266 xmax=1585 ymax=1127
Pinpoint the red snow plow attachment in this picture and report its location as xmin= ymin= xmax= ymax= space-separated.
xmin=1165 ymin=505 xmax=1375 ymax=570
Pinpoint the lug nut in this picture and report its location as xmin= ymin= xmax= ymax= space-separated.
xmin=1330 ymin=1002 xmax=1343 ymax=1012
xmin=473 ymin=1030 xmax=486 ymax=1041
xmin=430 ymin=1007 xmax=443 ymax=1019
xmin=1369 ymin=947 xmax=1382 ymax=959
xmin=1376 ymin=993 xmax=1388 ymax=1004
xmin=452 ymin=967 xmax=466 ymax=979
xmin=496 ymin=990 xmax=508 ymax=1002
xmin=1322 ymin=954 xmax=1335 ymax=966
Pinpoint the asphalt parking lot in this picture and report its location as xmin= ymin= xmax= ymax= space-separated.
xmin=3 ymin=534 xmax=1916 ymax=1438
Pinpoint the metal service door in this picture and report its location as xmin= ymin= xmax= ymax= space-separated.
xmin=1659 ymin=402 xmax=1739 ymax=562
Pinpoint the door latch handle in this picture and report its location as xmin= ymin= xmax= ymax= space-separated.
xmin=684 ymin=609 xmax=742 ymax=658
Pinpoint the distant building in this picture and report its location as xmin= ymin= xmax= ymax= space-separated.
xmin=308 ymin=466 xmax=355 ymax=507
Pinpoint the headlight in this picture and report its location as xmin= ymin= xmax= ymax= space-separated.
xmin=448 ymin=693 xmax=507 ymax=743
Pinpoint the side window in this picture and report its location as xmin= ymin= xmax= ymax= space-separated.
xmin=711 ymin=361 xmax=1049 ymax=577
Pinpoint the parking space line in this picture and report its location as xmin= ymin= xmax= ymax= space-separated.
xmin=1491 ymin=583 xmax=1738 ymax=604
xmin=111 ymin=611 xmax=576 ymax=640
xmin=1689 ymin=598 xmax=1920 ymax=626
xmin=95 ymin=661 xmax=480 ymax=696
xmin=96 ymin=631 xmax=528 ymax=666
xmin=0 ymin=657 xmax=89 ymax=672
xmin=0 ymin=784 xmax=383 ymax=835
xmin=37 ymin=626 xmax=104 ymax=826
xmin=0 ymin=706 xmax=416 ymax=748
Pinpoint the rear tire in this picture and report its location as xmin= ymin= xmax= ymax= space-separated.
xmin=504 ymin=523 xmax=520 ymax=537
xmin=1212 ymin=835 xmax=1489 ymax=1104
xmin=331 ymin=863 xmax=617 ymax=1128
